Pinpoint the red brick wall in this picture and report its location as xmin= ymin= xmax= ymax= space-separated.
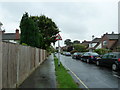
xmin=100 ymin=34 xmax=118 ymax=51
xmin=100 ymin=35 xmax=109 ymax=48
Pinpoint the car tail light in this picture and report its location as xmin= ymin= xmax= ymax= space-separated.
xmin=90 ymin=56 xmax=94 ymax=58
xmin=118 ymin=58 xmax=120 ymax=62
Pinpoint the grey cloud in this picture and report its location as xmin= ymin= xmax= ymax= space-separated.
xmin=0 ymin=2 xmax=118 ymax=46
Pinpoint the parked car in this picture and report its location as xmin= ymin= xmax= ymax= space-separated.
xmin=72 ymin=52 xmax=83 ymax=60
xmin=81 ymin=52 xmax=100 ymax=63
xmin=96 ymin=52 xmax=120 ymax=71
xmin=72 ymin=52 xmax=79 ymax=59
xmin=77 ymin=53 xmax=84 ymax=60
xmin=65 ymin=52 xmax=71 ymax=56
xmin=62 ymin=52 xmax=67 ymax=55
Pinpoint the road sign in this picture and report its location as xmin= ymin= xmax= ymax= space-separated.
xmin=55 ymin=34 xmax=62 ymax=40
xmin=55 ymin=34 xmax=62 ymax=66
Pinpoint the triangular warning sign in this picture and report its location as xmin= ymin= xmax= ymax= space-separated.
xmin=55 ymin=34 xmax=62 ymax=40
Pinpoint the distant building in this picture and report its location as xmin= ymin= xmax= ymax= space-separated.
xmin=90 ymin=38 xmax=101 ymax=49
xmin=81 ymin=40 xmax=91 ymax=49
xmin=0 ymin=29 xmax=20 ymax=43
xmin=83 ymin=32 xmax=119 ymax=52
xmin=97 ymin=32 xmax=118 ymax=51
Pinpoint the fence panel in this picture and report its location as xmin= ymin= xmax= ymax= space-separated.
xmin=35 ymin=48 xmax=39 ymax=68
xmin=1 ymin=42 xmax=48 ymax=88
xmin=2 ymin=42 xmax=8 ymax=88
xmin=7 ymin=44 xmax=17 ymax=88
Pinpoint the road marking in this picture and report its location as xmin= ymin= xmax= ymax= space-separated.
xmin=64 ymin=64 xmax=89 ymax=90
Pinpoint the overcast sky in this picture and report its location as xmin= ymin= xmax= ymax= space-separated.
xmin=0 ymin=0 xmax=119 ymax=46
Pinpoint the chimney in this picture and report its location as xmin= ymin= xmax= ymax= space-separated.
xmin=2 ymin=30 xmax=5 ymax=33
xmin=106 ymin=32 xmax=108 ymax=34
xmin=16 ymin=29 xmax=20 ymax=40
xmin=112 ymin=31 xmax=114 ymax=34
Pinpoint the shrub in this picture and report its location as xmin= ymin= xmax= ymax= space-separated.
xmin=94 ymin=48 xmax=111 ymax=55
xmin=22 ymin=43 xmax=28 ymax=46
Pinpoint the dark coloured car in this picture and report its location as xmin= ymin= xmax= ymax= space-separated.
xmin=81 ymin=52 xmax=100 ymax=63
xmin=76 ymin=53 xmax=84 ymax=60
xmin=96 ymin=52 xmax=120 ymax=71
xmin=72 ymin=52 xmax=83 ymax=59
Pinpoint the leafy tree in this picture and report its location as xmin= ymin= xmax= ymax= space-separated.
xmin=73 ymin=44 xmax=86 ymax=52
xmin=64 ymin=39 xmax=72 ymax=46
xmin=20 ymin=12 xmax=40 ymax=47
xmin=31 ymin=15 xmax=59 ymax=49
xmin=73 ymin=40 xmax=80 ymax=44
xmin=67 ymin=46 xmax=73 ymax=52
xmin=20 ymin=13 xmax=59 ymax=49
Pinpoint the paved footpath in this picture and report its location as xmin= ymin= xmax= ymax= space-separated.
xmin=19 ymin=54 xmax=56 ymax=88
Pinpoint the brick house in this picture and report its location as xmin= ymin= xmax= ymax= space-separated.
xmin=97 ymin=32 xmax=118 ymax=51
xmin=1 ymin=29 xmax=20 ymax=43
xmin=116 ymin=33 xmax=120 ymax=51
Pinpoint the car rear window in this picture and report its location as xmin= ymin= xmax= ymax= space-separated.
xmin=74 ymin=53 xmax=77 ymax=55
xmin=78 ymin=53 xmax=82 ymax=55
xmin=91 ymin=53 xmax=99 ymax=56
xmin=116 ymin=53 xmax=120 ymax=58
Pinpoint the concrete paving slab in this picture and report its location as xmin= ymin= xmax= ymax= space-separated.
xmin=19 ymin=54 xmax=56 ymax=88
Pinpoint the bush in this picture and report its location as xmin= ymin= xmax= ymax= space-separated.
xmin=22 ymin=43 xmax=28 ymax=46
xmin=70 ymin=50 xmax=78 ymax=54
xmin=94 ymin=48 xmax=111 ymax=55
xmin=73 ymin=44 xmax=87 ymax=52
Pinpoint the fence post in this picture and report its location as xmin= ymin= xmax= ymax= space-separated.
xmin=16 ymin=45 xmax=19 ymax=87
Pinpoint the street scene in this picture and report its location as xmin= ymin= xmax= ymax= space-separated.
xmin=56 ymin=54 xmax=120 ymax=88
xmin=0 ymin=0 xmax=120 ymax=89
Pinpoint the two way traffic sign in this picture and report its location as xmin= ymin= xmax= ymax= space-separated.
xmin=55 ymin=34 xmax=62 ymax=40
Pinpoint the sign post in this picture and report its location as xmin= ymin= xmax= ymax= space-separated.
xmin=55 ymin=34 xmax=62 ymax=66
xmin=58 ymin=40 xmax=60 ymax=66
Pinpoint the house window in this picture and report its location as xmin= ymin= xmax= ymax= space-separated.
xmin=103 ymin=40 xmax=108 ymax=46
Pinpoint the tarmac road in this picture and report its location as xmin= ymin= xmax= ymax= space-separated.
xmin=57 ymin=54 xmax=120 ymax=89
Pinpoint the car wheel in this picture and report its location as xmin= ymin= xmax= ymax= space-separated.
xmin=112 ymin=64 xmax=117 ymax=71
xmin=87 ymin=59 xmax=90 ymax=63
xmin=96 ymin=61 xmax=100 ymax=66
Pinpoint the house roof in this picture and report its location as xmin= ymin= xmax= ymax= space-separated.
xmin=82 ymin=40 xmax=91 ymax=44
xmin=105 ymin=34 xmax=118 ymax=40
xmin=2 ymin=33 xmax=16 ymax=40
xmin=92 ymin=38 xmax=101 ymax=43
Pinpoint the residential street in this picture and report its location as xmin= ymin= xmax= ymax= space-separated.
xmin=56 ymin=54 xmax=120 ymax=89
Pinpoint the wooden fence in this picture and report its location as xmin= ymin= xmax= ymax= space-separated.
xmin=1 ymin=42 xmax=48 ymax=88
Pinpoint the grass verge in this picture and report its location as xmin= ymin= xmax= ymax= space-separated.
xmin=54 ymin=56 xmax=79 ymax=88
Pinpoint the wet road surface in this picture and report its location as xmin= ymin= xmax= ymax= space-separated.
xmin=57 ymin=54 xmax=120 ymax=89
